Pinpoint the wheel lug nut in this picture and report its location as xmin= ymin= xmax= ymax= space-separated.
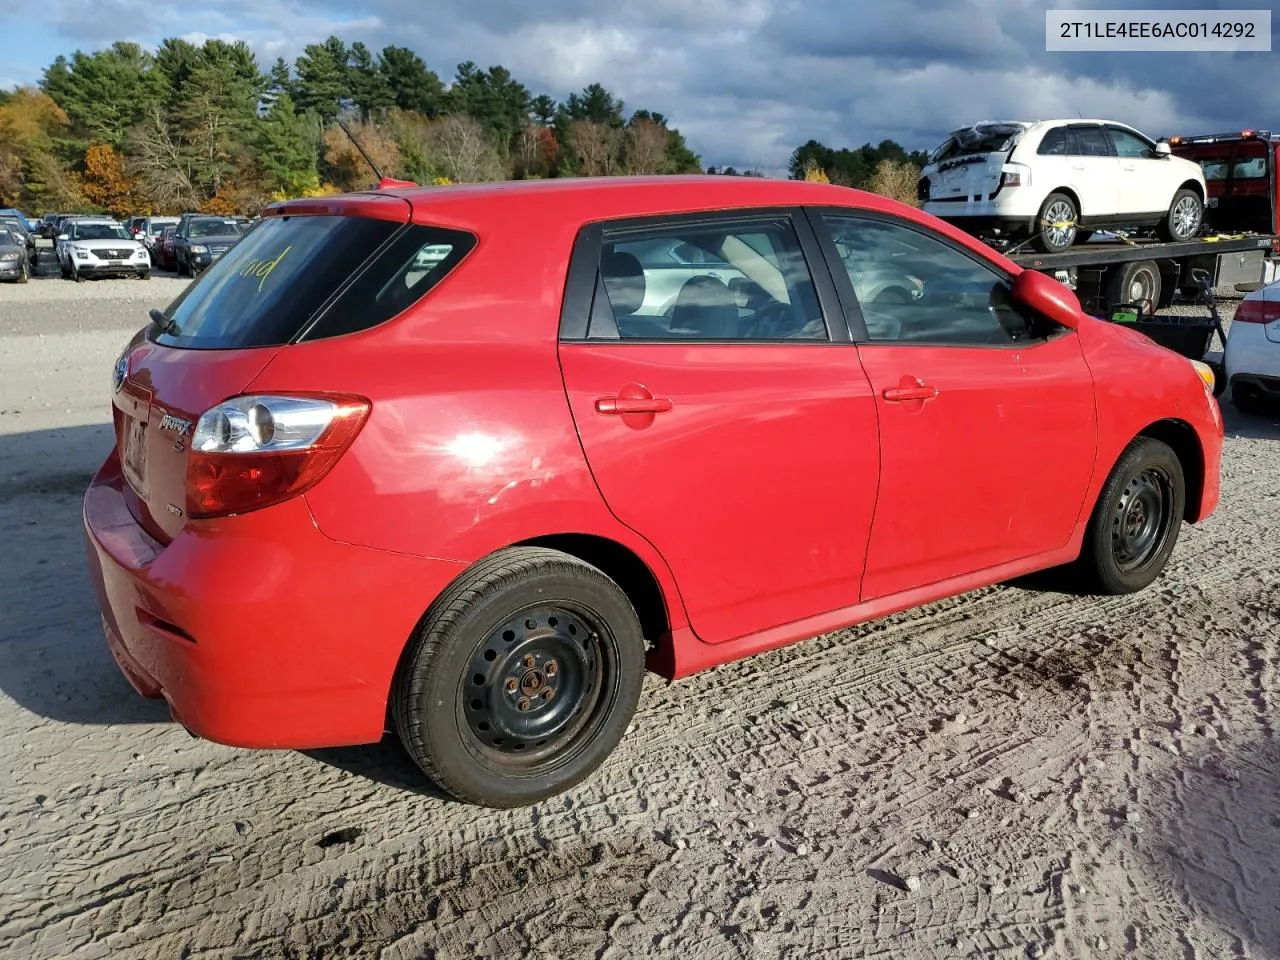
xmin=518 ymin=698 xmax=530 ymax=711
xmin=523 ymin=655 xmax=535 ymax=668
xmin=545 ymin=661 xmax=558 ymax=677
xmin=505 ymin=678 xmax=518 ymax=693
xmin=542 ymin=689 xmax=554 ymax=701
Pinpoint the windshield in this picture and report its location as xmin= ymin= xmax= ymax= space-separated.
xmin=149 ymin=220 xmax=177 ymax=236
xmin=74 ymin=223 xmax=129 ymax=241
xmin=1 ymin=229 xmax=21 ymax=246
xmin=188 ymin=218 xmax=244 ymax=238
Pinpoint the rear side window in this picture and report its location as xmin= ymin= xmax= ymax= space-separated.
xmin=1037 ymin=127 xmax=1077 ymax=156
xmin=1070 ymin=125 xmax=1113 ymax=157
xmin=154 ymin=215 xmax=476 ymax=349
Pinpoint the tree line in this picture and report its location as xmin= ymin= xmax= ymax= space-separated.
xmin=0 ymin=35 xmax=926 ymax=217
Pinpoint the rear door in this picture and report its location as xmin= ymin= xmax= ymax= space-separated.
xmin=1067 ymin=124 xmax=1123 ymax=217
xmin=811 ymin=209 xmax=1097 ymax=601
xmin=558 ymin=210 xmax=879 ymax=645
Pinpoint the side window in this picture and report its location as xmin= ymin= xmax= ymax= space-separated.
xmin=1070 ymin=125 xmax=1113 ymax=157
xmin=1199 ymin=160 xmax=1229 ymax=181
xmin=1107 ymin=126 xmax=1156 ymax=159
xmin=1037 ymin=126 xmax=1076 ymax=156
xmin=1232 ymin=157 xmax=1267 ymax=179
xmin=592 ymin=217 xmax=827 ymax=341
xmin=821 ymin=214 xmax=1039 ymax=345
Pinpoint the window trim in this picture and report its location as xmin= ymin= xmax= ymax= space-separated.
xmin=557 ymin=206 xmax=852 ymax=344
xmin=805 ymin=206 xmax=1074 ymax=350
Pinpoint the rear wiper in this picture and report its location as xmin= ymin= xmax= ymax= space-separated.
xmin=149 ymin=308 xmax=176 ymax=335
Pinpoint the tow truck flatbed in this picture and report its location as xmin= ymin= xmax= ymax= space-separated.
xmin=1008 ymin=233 xmax=1277 ymax=271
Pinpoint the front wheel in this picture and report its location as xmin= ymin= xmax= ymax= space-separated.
xmin=1160 ymin=189 xmax=1203 ymax=242
xmin=392 ymin=547 xmax=646 ymax=808
xmin=17 ymin=260 xmax=28 ymax=283
xmin=1076 ymin=437 xmax=1185 ymax=594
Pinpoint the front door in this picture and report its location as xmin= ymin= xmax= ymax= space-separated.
xmin=1106 ymin=124 xmax=1171 ymax=216
xmin=813 ymin=211 xmax=1098 ymax=601
xmin=558 ymin=211 xmax=880 ymax=644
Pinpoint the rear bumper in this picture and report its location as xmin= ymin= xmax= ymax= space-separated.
xmin=83 ymin=450 xmax=465 ymax=749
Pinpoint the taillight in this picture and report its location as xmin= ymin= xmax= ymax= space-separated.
xmin=185 ymin=394 xmax=370 ymax=519
xmin=1233 ymin=297 xmax=1280 ymax=324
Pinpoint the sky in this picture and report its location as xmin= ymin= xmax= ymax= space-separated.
xmin=0 ymin=0 xmax=1277 ymax=174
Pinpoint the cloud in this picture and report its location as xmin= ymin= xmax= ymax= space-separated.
xmin=14 ymin=0 xmax=1280 ymax=169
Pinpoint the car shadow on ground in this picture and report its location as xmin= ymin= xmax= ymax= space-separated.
xmin=1222 ymin=396 xmax=1280 ymax=440
xmin=0 ymin=423 xmax=171 ymax=727
xmin=302 ymin=737 xmax=454 ymax=800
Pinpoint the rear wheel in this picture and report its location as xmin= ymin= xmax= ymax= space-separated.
xmin=392 ymin=546 xmax=646 ymax=808
xmin=1076 ymin=437 xmax=1185 ymax=594
xmin=1105 ymin=260 xmax=1161 ymax=316
xmin=1034 ymin=192 xmax=1079 ymax=253
xmin=1160 ymin=189 xmax=1203 ymax=242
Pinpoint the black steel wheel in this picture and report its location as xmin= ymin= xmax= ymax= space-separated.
xmin=393 ymin=547 xmax=645 ymax=807
xmin=1077 ymin=437 xmax=1185 ymax=594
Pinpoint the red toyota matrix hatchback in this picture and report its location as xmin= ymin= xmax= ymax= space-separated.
xmin=84 ymin=176 xmax=1223 ymax=807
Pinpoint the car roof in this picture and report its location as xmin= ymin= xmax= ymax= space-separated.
xmin=266 ymin=175 xmax=923 ymax=234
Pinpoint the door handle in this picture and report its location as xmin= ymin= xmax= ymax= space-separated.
xmin=1122 ymin=163 xmax=1136 ymax=171
xmin=595 ymin=396 xmax=673 ymax=415
xmin=1071 ymin=163 xmax=1086 ymax=171
xmin=882 ymin=385 xmax=938 ymax=402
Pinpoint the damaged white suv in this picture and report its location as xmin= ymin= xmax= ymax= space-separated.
xmin=918 ymin=120 xmax=1208 ymax=253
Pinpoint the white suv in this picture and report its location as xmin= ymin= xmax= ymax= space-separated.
xmin=918 ymin=119 xmax=1208 ymax=253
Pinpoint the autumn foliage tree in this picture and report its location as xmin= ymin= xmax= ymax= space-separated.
xmin=81 ymin=143 xmax=141 ymax=216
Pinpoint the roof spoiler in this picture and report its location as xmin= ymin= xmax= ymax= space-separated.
xmin=374 ymin=176 xmax=419 ymax=190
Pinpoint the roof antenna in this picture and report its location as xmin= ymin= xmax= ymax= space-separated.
xmin=334 ymin=109 xmax=416 ymax=190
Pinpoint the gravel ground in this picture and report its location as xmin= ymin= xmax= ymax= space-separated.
xmin=1 ymin=257 xmax=1278 ymax=960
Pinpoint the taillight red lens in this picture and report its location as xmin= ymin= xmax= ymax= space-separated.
xmin=1234 ymin=297 xmax=1280 ymax=324
xmin=185 ymin=394 xmax=370 ymax=519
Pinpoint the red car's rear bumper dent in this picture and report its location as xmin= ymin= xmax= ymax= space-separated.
xmin=83 ymin=451 xmax=465 ymax=750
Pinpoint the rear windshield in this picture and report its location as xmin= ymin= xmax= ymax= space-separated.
xmin=929 ymin=123 xmax=1026 ymax=165
xmin=153 ymin=214 xmax=477 ymax=349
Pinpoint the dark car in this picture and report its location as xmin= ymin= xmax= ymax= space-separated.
xmin=138 ymin=216 xmax=180 ymax=263
xmin=0 ymin=227 xmax=30 ymax=282
xmin=173 ymin=216 xmax=246 ymax=277
xmin=0 ymin=216 xmax=37 ymax=267
xmin=154 ymin=224 xmax=179 ymax=271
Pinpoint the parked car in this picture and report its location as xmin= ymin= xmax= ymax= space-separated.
xmin=918 ymin=119 xmax=1209 ymax=254
xmin=56 ymin=218 xmax=150 ymax=281
xmin=0 ymin=227 xmax=30 ymax=283
xmin=85 ymin=176 xmax=1223 ymax=808
xmin=153 ymin=224 xmax=179 ymax=271
xmin=173 ymin=216 xmax=247 ymax=277
xmin=0 ymin=215 xmax=36 ymax=267
xmin=1223 ymin=279 xmax=1280 ymax=415
xmin=137 ymin=216 xmax=180 ymax=262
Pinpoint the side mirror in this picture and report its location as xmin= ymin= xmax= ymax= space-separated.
xmin=1154 ymin=141 xmax=1172 ymax=157
xmin=1011 ymin=269 xmax=1081 ymax=330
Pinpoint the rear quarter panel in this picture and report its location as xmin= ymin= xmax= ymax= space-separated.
xmin=246 ymin=207 xmax=691 ymax=630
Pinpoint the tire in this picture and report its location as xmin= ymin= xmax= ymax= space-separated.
xmin=16 ymin=261 xmax=28 ymax=284
xmin=392 ymin=546 xmax=646 ymax=808
xmin=59 ymin=258 xmax=70 ymax=279
xmin=1105 ymin=260 xmax=1161 ymax=316
xmin=1160 ymin=188 xmax=1203 ymax=242
xmin=1076 ymin=437 xmax=1185 ymax=595
xmin=1034 ymin=192 xmax=1080 ymax=253
xmin=73 ymin=266 xmax=84 ymax=283
xmin=1233 ymin=382 xmax=1270 ymax=416
xmin=1207 ymin=360 xmax=1227 ymax=397
xmin=177 ymin=255 xmax=189 ymax=278
xmin=138 ymin=270 xmax=150 ymax=280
